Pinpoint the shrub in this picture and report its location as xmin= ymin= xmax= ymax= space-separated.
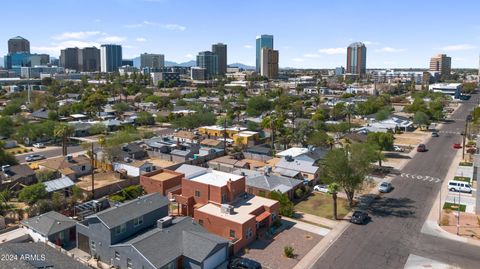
xmin=440 ymin=214 xmax=450 ymax=226
xmin=459 ymin=162 xmax=473 ymax=166
xmin=284 ymin=246 xmax=295 ymax=258
xmin=294 ymin=188 xmax=304 ymax=199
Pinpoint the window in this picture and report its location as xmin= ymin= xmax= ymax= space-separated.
xmin=221 ymin=193 xmax=227 ymax=203
xmin=91 ymin=241 xmax=96 ymax=251
xmin=198 ymin=219 xmax=204 ymax=226
xmin=115 ymin=251 xmax=120 ymax=260
xmin=229 ymin=229 xmax=236 ymax=238
xmin=272 ymin=213 xmax=277 ymax=221
xmin=133 ymin=216 xmax=143 ymax=227
xmin=195 ymin=190 xmax=201 ymax=197
xmin=81 ymin=165 xmax=86 ymax=171
xmin=58 ymin=231 xmax=64 ymax=240
xmin=245 ymin=227 xmax=253 ymax=239
xmin=127 ymin=258 xmax=133 ymax=269
xmin=115 ymin=223 xmax=127 ymax=235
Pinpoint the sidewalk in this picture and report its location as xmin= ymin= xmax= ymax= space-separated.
xmin=282 ymin=216 xmax=330 ymax=236
xmin=421 ymin=144 xmax=480 ymax=246
xmin=292 ymin=212 xmax=338 ymax=229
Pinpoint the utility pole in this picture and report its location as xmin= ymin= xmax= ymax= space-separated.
xmin=223 ymin=116 xmax=227 ymax=156
xmin=463 ymin=115 xmax=472 ymax=160
xmin=91 ymin=142 xmax=95 ymax=199
xmin=457 ymin=190 xmax=461 ymax=235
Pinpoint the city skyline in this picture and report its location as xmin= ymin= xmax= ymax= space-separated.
xmin=1 ymin=0 xmax=480 ymax=68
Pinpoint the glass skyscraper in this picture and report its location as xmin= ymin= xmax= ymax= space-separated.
xmin=196 ymin=51 xmax=218 ymax=79
xmin=100 ymin=44 xmax=122 ymax=72
xmin=346 ymin=42 xmax=367 ymax=76
xmin=256 ymin=35 xmax=274 ymax=72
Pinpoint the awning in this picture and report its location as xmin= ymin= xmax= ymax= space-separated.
xmin=255 ymin=211 xmax=271 ymax=222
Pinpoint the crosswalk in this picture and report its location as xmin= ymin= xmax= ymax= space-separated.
xmin=400 ymin=173 xmax=441 ymax=183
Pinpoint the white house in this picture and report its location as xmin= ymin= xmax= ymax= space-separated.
xmin=113 ymin=161 xmax=155 ymax=177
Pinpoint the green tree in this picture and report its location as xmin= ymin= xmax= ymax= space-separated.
xmin=322 ymin=144 xmax=376 ymax=207
xmin=246 ymin=96 xmax=272 ymax=116
xmin=54 ymin=123 xmax=74 ymax=156
xmin=366 ymin=132 xmax=394 ymax=166
xmin=330 ymin=102 xmax=346 ymax=120
xmin=88 ymin=123 xmax=107 ymax=135
xmin=413 ymin=111 xmax=430 ymax=129
xmin=307 ymin=130 xmax=330 ymax=147
xmin=84 ymin=92 xmax=107 ymax=116
xmin=375 ymin=108 xmax=391 ymax=121
xmin=327 ymin=183 xmax=340 ymax=220
xmin=311 ymin=108 xmax=329 ymax=122
xmin=0 ymin=117 xmax=14 ymax=138
xmin=35 ymin=170 xmax=57 ymax=182
xmin=19 ymin=183 xmax=48 ymax=204
xmin=136 ymin=111 xmax=155 ymax=125
xmin=268 ymin=191 xmax=294 ymax=217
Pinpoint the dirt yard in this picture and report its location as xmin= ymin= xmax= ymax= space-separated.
xmin=394 ymin=130 xmax=429 ymax=147
xmin=440 ymin=211 xmax=480 ymax=240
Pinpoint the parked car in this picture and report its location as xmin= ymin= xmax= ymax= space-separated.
xmin=350 ymin=211 xmax=370 ymax=225
xmin=32 ymin=143 xmax=45 ymax=148
xmin=431 ymin=132 xmax=439 ymax=137
xmin=378 ymin=182 xmax=392 ymax=193
xmin=313 ymin=185 xmax=329 ymax=193
xmin=448 ymin=180 xmax=472 ymax=193
xmin=393 ymin=145 xmax=404 ymax=152
xmin=25 ymin=154 xmax=46 ymax=162
xmin=417 ymin=144 xmax=426 ymax=152
xmin=453 ymin=143 xmax=462 ymax=149
xmin=229 ymin=258 xmax=262 ymax=269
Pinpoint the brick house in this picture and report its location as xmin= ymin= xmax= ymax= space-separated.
xmin=140 ymin=169 xmax=184 ymax=197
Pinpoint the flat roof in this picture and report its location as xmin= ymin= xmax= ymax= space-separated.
xmin=190 ymin=170 xmax=243 ymax=187
xmin=150 ymin=171 xmax=179 ymax=182
xmin=196 ymin=195 xmax=277 ymax=224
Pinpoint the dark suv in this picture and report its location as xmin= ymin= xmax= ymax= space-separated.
xmin=417 ymin=144 xmax=426 ymax=152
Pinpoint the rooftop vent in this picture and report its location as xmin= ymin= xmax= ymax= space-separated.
xmin=221 ymin=204 xmax=234 ymax=215
xmin=157 ymin=216 xmax=173 ymax=229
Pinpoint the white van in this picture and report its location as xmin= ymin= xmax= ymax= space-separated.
xmin=448 ymin=180 xmax=472 ymax=193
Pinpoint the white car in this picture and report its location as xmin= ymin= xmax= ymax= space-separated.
xmin=32 ymin=143 xmax=45 ymax=148
xmin=393 ymin=145 xmax=404 ymax=152
xmin=313 ymin=185 xmax=328 ymax=193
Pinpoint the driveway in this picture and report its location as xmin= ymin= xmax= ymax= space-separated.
xmin=240 ymin=219 xmax=322 ymax=269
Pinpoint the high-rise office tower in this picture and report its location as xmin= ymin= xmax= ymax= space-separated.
xmin=429 ymin=54 xmax=451 ymax=77
xmin=212 ymin=43 xmax=227 ymax=75
xmin=196 ymin=51 xmax=218 ymax=79
xmin=8 ymin=36 xmax=30 ymax=54
xmin=256 ymin=35 xmax=274 ymax=72
xmin=60 ymin=48 xmax=80 ymax=70
xmin=140 ymin=53 xmax=165 ymax=69
xmin=100 ymin=44 xmax=122 ymax=72
xmin=79 ymin=47 xmax=100 ymax=72
xmin=260 ymin=48 xmax=279 ymax=79
xmin=346 ymin=42 xmax=367 ymax=76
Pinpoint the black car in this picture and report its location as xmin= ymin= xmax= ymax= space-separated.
xmin=350 ymin=211 xmax=370 ymax=225
xmin=229 ymin=258 xmax=262 ymax=269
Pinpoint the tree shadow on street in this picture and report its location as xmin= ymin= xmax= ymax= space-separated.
xmin=357 ymin=195 xmax=416 ymax=218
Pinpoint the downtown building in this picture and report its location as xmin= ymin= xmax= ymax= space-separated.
xmin=260 ymin=48 xmax=279 ymax=79
xmin=100 ymin=44 xmax=122 ymax=72
xmin=8 ymin=36 xmax=30 ymax=54
xmin=429 ymin=54 xmax=451 ymax=78
xmin=196 ymin=51 xmax=218 ymax=79
xmin=212 ymin=43 xmax=227 ymax=75
xmin=346 ymin=42 xmax=367 ymax=76
xmin=60 ymin=47 xmax=100 ymax=72
xmin=140 ymin=53 xmax=165 ymax=69
xmin=256 ymin=34 xmax=273 ymax=73
xmin=4 ymin=36 xmax=50 ymax=72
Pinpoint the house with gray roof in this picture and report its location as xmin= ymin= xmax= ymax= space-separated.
xmin=76 ymin=193 xmax=170 ymax=263
xmin=233 ymin=169 xmax=303 ymax=199
xmin=0 ymin=243 xmax=90 ymax=269
xmin=110 ymin=216 xmax=229 ymax=269
xmin=21 ymin=211 xmax=77 ymax=248
xmin=0 ymin=164 xmax=36 ymax=191
xmin=274 ymin=156 xmax=320 ymax=183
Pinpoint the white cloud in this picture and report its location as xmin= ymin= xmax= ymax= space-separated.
xmin=32 ymin=40 xmax=101 ymax=54
xmin=124 ymin=23 xmax=144 ymax=28
xmin=318 ymin=47 xmax=346 ymax=55
xmin=440 ymin=44 xmax=477 ymax=51
xmin=291 ymin=58 xmax=305 ymax=62
xmin=135 ymin=37 xmax=147 ymax=42
xmin=363 ymin=41 xmax=379 ymax=45
xmin=303 ymin=53 xmax=321 ymax=58
xmin=99 ymin=36 xmax=127 ymax=42
xmin=161 ymin=24 xmax=186 ymax=31
xmin=53 ymin=31 xmax=104 ymax=40
xmin=375 ymin=47 xmax=406 ymax=53
xmin=243 ymin=45 xmax=253 ymax=49
xmin=184 ymin=54 xmax=194 ymax=59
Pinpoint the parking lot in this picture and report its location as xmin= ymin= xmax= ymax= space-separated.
xmin=240 ymin=219 xmax=323 ymax=269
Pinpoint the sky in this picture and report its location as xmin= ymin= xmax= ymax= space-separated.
xmin=1 ymin=0 xmax=480 ymax=69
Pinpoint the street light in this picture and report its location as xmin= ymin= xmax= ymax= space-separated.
xmin=462 ymin=114 xmax=473 ymax=160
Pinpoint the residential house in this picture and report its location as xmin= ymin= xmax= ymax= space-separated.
xmin=233 ymin=169 xmax=303 ymax=200
xmin=274 ymin=156 xmax=320 ymax=182
xmin=175 ymin=168 xmax=279 ymax=253
xmin=140 ymin=169 xmax=184 ymax=196
xmin=0 ymin=164 xmax=36 ymax=191
xmin=232 ymin=131 xmax=260 ymax=146
xmin=113 ymin=160 xmax=154 ymax=177
xmin=43 ymin=175 xmax=75 ymax=196
xmin=208 ymin=156 xmax=250 ymax=173
xmin=200 ymin=139 xmax=224 ymax=149
xmin=174 ymin=130 xmax=200 ymax=144
xmin=0 ymin=243 xmax=90 ymax=269
xmin=38 ymin=155 xmax=92 ymax=180
xmin=244 ymin=144 xmax=274 ymax=162
xmin=21 ymin=211 xmax=77 ymax=248
xmin=30 ymin=108 xmax=50 ymax=120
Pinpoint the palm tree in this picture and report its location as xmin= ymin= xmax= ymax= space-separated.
xmin=54 ymin=124 xmax=74 ymax=156
xmin=344 ymin=104 xmax=355 ymax=133
xmin=326 ymin=136 xmax=335 ymax=150
xmin=261 ymin=114 xmax=285 ymax=154
xmin=327 ymin=182 xmax=340 ymax=220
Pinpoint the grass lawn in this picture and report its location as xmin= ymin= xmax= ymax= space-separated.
xmin=453 ymin=176 xmax=471 ymax=183
xmin=294 ymin=193 xmax=350 ymax=219
xmin=443 ymin=202 xmax=466 ymax=212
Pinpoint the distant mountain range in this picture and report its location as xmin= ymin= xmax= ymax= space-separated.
xmin=129 ymin=57 xmax=254 ymax=70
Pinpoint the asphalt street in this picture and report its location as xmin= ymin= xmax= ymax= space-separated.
xmin=312 ymin=96 xmax=480 ymax=269
xmin=16 ymin=145 xmax=85 ymax=163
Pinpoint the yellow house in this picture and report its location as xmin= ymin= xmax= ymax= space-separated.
xmin=232 ymin=131 xmax=260 ymax=146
